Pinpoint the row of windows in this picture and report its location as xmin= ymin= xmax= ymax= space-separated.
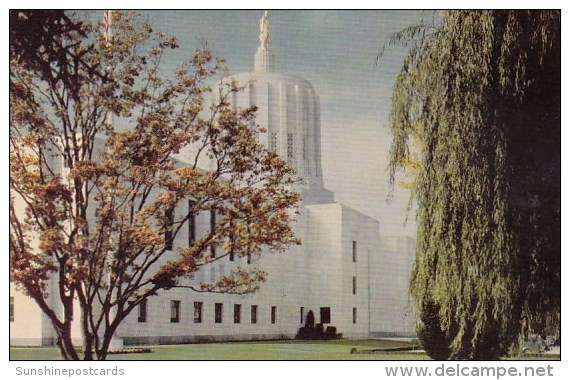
xmin=169 ymin=214 xmax=361 ymax=267
xmin=268 ymin=134 xmax=309 ymax=161
xmin=165 ymin=201 xmax=208 ymax=254
xmin=269 ymin=132 xmax=278 ymax=153
xmin=138 ymin=300 xmax=277 ymax=325
xmin=286 ymin=133 xmax=294 ymax=163
xmin=11 ymin=296 xmax=357 ymax=326
xmin=9 ymin=248 xmax=359 ymax=326
xmin=154 ymin=304 xmax=356 ymax=325
xmin=267 ymin=134 xmax=313 ymax=177
xmin=165 ymin=203 xmax=252 ymax=264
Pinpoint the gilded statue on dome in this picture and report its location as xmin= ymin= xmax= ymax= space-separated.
xmin=259 ymin=11 xmax=270 ymax=49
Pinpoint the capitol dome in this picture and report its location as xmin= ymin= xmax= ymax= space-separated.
xmin=227 ymin=12 xmax=334 ymax=205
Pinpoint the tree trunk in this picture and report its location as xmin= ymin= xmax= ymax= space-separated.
xmin=81 ymin=325 xmax=94 ymax=360
xmin=79 ymin=300 xmax=95 ymax=359
xmin=58 ymin=292 xmax=80 ymax=360
xmin=98 ymin=332 xmax=114 ymax=361
xmin=55 ymin=322 xmax=79 ymax=360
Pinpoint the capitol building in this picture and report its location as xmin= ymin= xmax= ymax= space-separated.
xmin=10 ymin=12 xmax=416 ymax=346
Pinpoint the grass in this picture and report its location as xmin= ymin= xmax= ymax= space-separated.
xmin=10 ymin=339 xmax=430 ymax=361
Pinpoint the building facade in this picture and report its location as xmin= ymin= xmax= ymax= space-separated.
xmin=9 ymin=12 xmax=416 ymax=346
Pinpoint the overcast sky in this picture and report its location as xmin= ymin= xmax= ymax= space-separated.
xmin=83 ymin=10 xmax=428 ymax=236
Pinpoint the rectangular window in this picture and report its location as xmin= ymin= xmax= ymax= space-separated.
xmin=352 ymin=240 xmax=357 ymax=262
xmin=229 ymin=223 xmax=235 ymax=262
xmin=353 ymin=308 xmax=357 ymax=324
xmin=138 ymin=299 xmax=147 ymax=323
xmin=10 ymin=297 xmax=14 ymax=322
xmin=251 ymin=305 xmax=258 ymax=324
xmin=215 ymin=303 xmax=223 ymax=323
xmin=271 ymin=306 xmax=277 ymax=324
xmin=165 ymin=208 xmax=175 ymax=250
xmin=188 ymin=200 xmax=196 ymax=245
xmin=194 ymin=302 xmax=202 ymax=323
xmin=352 ymin=276 xmax=357 ymax=295
xmin=234 ymin=304 xmax=241 ymax=324
xmin=210 ymin=209 xmax=216 ymax=258
xmin=170 ymin=300 xmax=180 ymax=323
xmin=246 ymin=224 xmax=252 ymax=264
xmin=320 ymin=307 xmax=331 ymax=324
xmin=300 ymin=307 xmax=304 ymax=324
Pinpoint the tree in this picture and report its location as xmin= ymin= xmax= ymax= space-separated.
xmin=305 ymin=309 xmax=315 ymax=328
xmin=416 ymin=301 xmax=454 ymax=360
xmin=386 ymin=11 xmax=560 ymax=359
xmin=10 ymin=11 xmax=300 ymax=360
xmin=9 ymin=10 xmax=86 ymax=80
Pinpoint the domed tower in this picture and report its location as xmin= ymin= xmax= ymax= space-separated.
xmin=229 ymin=11 xmax=334 ymax=205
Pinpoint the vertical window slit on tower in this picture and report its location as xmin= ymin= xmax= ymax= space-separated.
xmin=165 ymin=207 xmax=174 ymax=250
xmin=188 ymin=200 xmax=196 ymax=245
xmin=210 ymin=208 xmax=216 ymax=258
xmin=229 ymin=221 xmax=235 ymax=261
xmin=246 ymin=223 xmax=252 ymax=264
xmin=352 ymin=240 xmax=357 ymax=262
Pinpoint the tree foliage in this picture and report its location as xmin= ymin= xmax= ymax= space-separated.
xmin=10 ymin=10 xmax=86 ymax=79
xmin=416 ymin=301 xmax=454 ymax=360
xmin=10 ymin=11 xmax=300 ymax=360
xmin=387 ymin=10 xmax=560 ymax=359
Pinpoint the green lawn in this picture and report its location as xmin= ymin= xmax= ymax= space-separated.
xmin=10 ymin=339 xmax=430 ymax=360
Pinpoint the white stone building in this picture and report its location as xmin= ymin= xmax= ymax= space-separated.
xmin=9 ymin=13 xmax=416 ymax=346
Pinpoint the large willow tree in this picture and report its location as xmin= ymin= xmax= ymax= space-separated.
xmin=388 ymin=11 xmax=560 ymax=359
